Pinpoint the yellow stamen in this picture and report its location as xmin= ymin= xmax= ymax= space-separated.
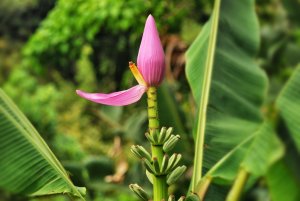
xmin=129 ymin=61 xmax=147 ymax=86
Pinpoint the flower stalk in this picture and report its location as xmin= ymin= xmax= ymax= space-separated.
xmin=147 ymin=87 xmax=160 ymax=133
xmin=147 ymin=86 xmax=168 ymax=201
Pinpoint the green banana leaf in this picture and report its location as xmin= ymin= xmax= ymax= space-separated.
xmin=265 ymin=65 xmax=300 ymax=201
xmin=196 ymin=121 xmax=284 ymax=200
xmin=206 ymin=122 xmax=284 ymax=181
xmin=185 ymin=0 xmax=283 ymax=195
xmin=0 ymin=89 xmax=85 ymax=199
xmin=266 ymin=159 xmax=300 ymax=201
xmin=276 ymin=65 xmax=300 ymax=152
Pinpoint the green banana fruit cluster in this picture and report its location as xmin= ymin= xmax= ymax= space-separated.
xmin=145 ymin=127 xmax=176 ymax=146
xmin=136 ymin=153 xmax=184 ymax=178
xmin=130 ymin=127 xmax=190 ymax=201
xmin=131 ymin=127 xmax=185 ymax=176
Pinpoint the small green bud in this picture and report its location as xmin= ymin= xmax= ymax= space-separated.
xmin=158 ymin=127 xmax=167 ymax=143
xmin=167 ymin=153 xmax=178 ymax=172
xmin=142 ymin=158 xmax=155 ymax=174
xmin=146 ymin=170 xmax=153 ymax=184
xmin=145 ymin=132 xmax=155 ymax=144
xmin=163 ymin=134 xmax=180 ymax=153
xmin=131 ymin=145 xmax=142 ymax=159
xmin=151 ymin=129 xmax=159 ymax=143
xmin=167 ymin=165 xmax=187 ymax=185
xmin=129 ymin=184 xmax=149 ymax=201
xmin=165 ymin=127 xmax=173 ymax=141
xmin=160 ymin=154 xmax=169 ymax=173
xmin=136 ymin=145 xmax=152 ymax=162
xmin=153 ymin=157 xmax=160 ymax=174
xmin=167 ymin=154 xmax=182 ymax=172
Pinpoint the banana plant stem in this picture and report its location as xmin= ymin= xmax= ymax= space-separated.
xmin=226 ymin=167 xmax=249 ymax=201
xmin=196 ymin=176 xmax=212 ymax=200
xmin=147 ymin=87 xmax=168 ymax=201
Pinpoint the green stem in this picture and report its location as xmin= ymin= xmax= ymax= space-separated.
xmin=147 ymin=87 xmax=159 ymax=132
xmin=153 ymin=175 xmax=168 ymax=201
xmin=196 ymin=176 xmax=212 ymax=200
xmin=226 ymin=167 xmax=249 ymax=201
xmin=147 ymin=87 xmax=168 ymax=201
xmin=152 ymin=145 xmax=164 ymax=164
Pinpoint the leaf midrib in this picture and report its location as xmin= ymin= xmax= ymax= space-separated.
xmin=191 ymin=0 xmax=221 ymax=191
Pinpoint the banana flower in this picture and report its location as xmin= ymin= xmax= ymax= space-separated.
xmin=76 ymin=15 xmax=165 ymax=106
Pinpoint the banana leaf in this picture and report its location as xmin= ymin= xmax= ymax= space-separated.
xmin=0 ymin=89 xmax=85 ymax=199
xmin=276 ymin=65 xmax=300 ymax=152
xmin=185 ymin=0 xmax=283 ymax=196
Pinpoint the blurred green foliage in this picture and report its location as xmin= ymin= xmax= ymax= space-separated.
xmin=1 ymin=0 xmax=300 ymax=200
xmin=21 ymin=0 xmax=189 ymax=75
xmin=0 ymin=0 xmax=197 ymax=200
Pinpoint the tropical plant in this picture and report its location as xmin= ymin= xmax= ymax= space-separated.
xmin=1 ymin=0 xmax=300 ymax=201
xmin=0 ymin=89 xmax=85 ymax=200
xmin=186 ymin=0 xmax=300 ymax=200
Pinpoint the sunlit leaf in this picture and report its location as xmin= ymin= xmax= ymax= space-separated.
xmin=208 ymin=122 xmax=284 ymax=181
xmin=266 ymin=159 xmax=300 ymax=201
xmin=0 ymin=89 xmax=85 ymax=199
xmin=185 ymin=0 xmax=268 ymax=191
xmin=276 ymin=65 xmax=300 ymax=152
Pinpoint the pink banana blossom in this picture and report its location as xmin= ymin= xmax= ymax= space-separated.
xmin=76 ymin=15 xmax=165 ymax=106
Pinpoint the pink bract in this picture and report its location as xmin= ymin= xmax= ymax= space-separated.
xmin=137 ymin=15 xmax=165 ymax=86
xmin=76 ymin=85 xmax=147 ymax=106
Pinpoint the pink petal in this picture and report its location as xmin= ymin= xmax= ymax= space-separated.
xmin=76 ymin=85 xmax=147 ymax=106
xmin=137 ymin=14 xmax=165 ymax=86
